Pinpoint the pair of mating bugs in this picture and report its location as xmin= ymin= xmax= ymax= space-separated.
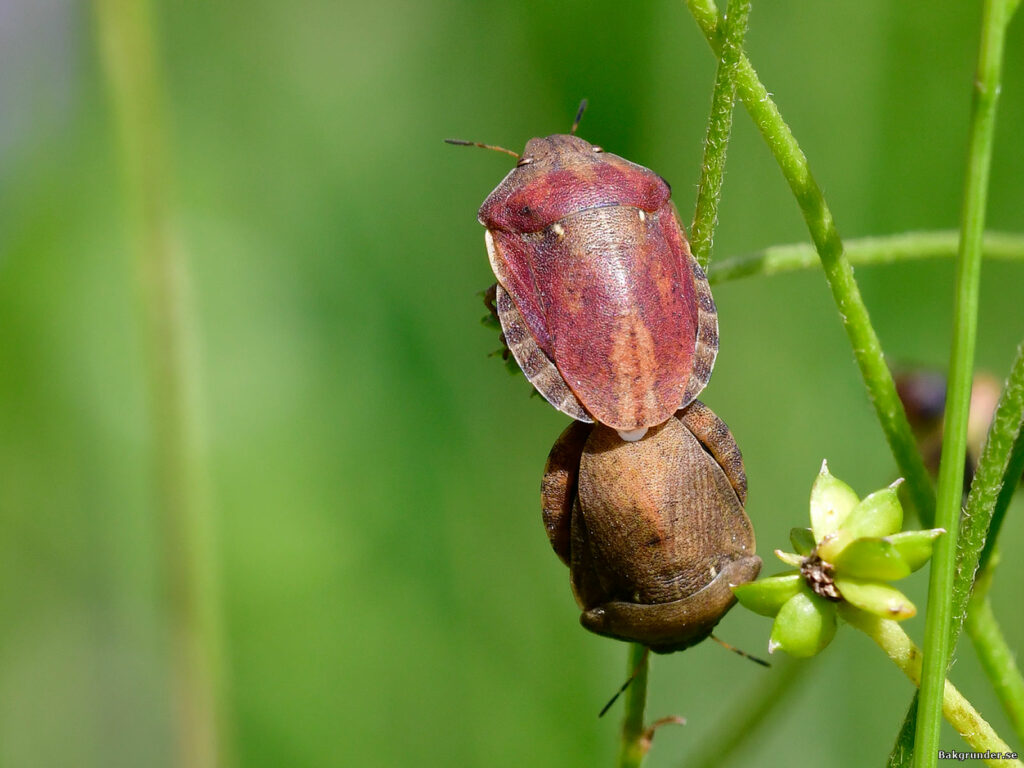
xmin=451 ymin=104 xmax=760 ymax=653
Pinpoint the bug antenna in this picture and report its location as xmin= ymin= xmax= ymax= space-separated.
xmin=711 ymin=634 xmax=771 ymax=668
xmin=598 ymin=646 xmax=650 ymax=718
xmin=570 ymin=98 xmax=589 ymax=135
xmin=444 ymin=138 xmax=519 ymax=159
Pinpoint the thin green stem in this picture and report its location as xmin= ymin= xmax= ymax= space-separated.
xmin=951 ymin=343 xmax=1024 ymax=645
xmin=978 ymin=427 xmax=1024 ymax=573
xmin=683 ymin=0 xmax=936 ymax=526
xmin=93 ymin=2 xmax=227 ymax=767
xmin=967 ymin=599 xmax=1024 ymax=747
xmin=966 ymin=556 xmax=1024 ymax=745
xmin=690 ymin=0 xmax=751 ymax=269
xmin=682 ymin=660 xmax=808 ymax=768
xmin=618 ymin=644 xmax=651 ymax=768
xmin=706 ymin=231 xmax=1024 ymax=284
xmin=838 ymin=605 xmax=1022 ymax=767
xmin=916 ymin=2 xmax=1012 ymax=764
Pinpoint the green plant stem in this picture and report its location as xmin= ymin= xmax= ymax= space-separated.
xmin=706 ymin=231 xmax=1024 ymax=284
xmin=978 ymin=427 xmax=1024 ymax=573
xmin=916 ymin=2 xmax=1012 ymax=765
xmin=94 ymin=2 xmax=227 ymax=767
xmin=683 ymin=0 xmax=936 ymax=526
xmin=951 ymin=343 xmax=1024 ymax=644
xmin=943 ymin=343 xmax=1024 ymax=750
xmin=838 ymin=605 xmax=1022 ymax=767
xmin=690 ymin=0 xmax=751 ymax=269
xmin=966 ymin=556 xmax=1024 ymax=745
xmin=618 ymin=644 xmax=651 ymax=768
xmin=967 ymin=599 xmax=1024 ymax=747
xmin=884 ymin=415 xmax=1024 ymax=766
xmin=682 ymin=659 xmax=808 ymax=768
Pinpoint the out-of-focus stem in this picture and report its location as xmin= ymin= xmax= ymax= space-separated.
xmin=682 ymin=659 xmax=807 ymax=768
xmin=966 ymin=557 xmax=1024 ymax=746
xmin=707 ymin=231 xmax=1024 ymax=284
xmin=93 ymin=1 xmax=227 ymax=767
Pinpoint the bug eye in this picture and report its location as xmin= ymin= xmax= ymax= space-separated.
xmin=516 ymin=157 xmax=535 ymax=167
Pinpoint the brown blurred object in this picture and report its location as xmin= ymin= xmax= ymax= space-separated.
xmin=895 ymin=368 xmax=1005 ymax=494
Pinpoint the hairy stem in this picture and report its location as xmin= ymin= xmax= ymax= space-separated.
xmin=93 ymin=2 xmax=227 ymax=767
xmin=690 ymin=0 xmax=751 ymax=269
xmin=943 ymin=343 xmax=1024 ymax=750
xmin=618 ymin=644 xmax=651 ymax=768
xmin=978 ymin=427 xmax=1024 ymax=574
xmin=683 ymin=0 xmax=936 ymax=526
xmin=916 ymin=2 xmax=1012 ymax=764
xmin=951 ymin=343 xmax=1024 ymax=644
xmin=838 ymin=605 xmax=1022 ymax=767
xmin=707 ymin=231 xmax=1024 ymax=284
xmin=887 ymin=697 xmax=919 ymax=768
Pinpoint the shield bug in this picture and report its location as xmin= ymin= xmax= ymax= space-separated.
xmin=541 ymin=400 xmax=760 ymax=653
xmin=449 ymin=102 xmax=717 ymax=442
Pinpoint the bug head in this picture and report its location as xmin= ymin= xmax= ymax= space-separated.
xmin=516 ymin=99 xmax=601 ymax=168
xmin=518 ymin=133 xmax=603 ymax=170
xmin=446 ymin=100 xmax=602 ymax=174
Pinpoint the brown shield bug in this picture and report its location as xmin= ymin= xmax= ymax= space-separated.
xmin=540 ymin=399 xmax=761 ymax=653
xmin=449 ymin=103 xmax=718 ymax=442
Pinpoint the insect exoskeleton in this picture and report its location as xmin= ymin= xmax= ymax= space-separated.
xmin=478 ymin=133 xmax=718 ymax=442
xmin=541 ymin=399 xmax=760 ymax=653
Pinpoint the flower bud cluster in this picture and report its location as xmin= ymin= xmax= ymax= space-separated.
xmin=733 ymin=461 xmax=944 ymax=657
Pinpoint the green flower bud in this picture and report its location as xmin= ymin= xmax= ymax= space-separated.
xmin=733 ymin=573 xmax=802 ymax=617
xmin=834 ymin=577 xmax=916 ymax=619
xmin=819 ymin=482 xmax=903 ymax=561
xmin=774 ymin=549 xmax=803 ymax=567
xmin=886 ymin=529 xmax=945 ymax=572
xmin=832 ymin=538 xmax=911 ymax=581
xmin=790 ymin=527 xmax=816 ymax=556
xmin=810 ymin=460 xmax=860 ymax=542
xmin=769 ymin=590 xmax=837 ymax=657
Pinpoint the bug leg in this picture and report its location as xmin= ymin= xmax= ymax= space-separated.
xmin=482 ymin=283 xmax=499 ymax=322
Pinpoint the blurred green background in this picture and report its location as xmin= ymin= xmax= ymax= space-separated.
xmin=1 ymin=1 xmax=1022 ymax=766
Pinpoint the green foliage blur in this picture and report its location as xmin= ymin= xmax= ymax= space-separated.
xmin=1 ymin=1 xmax=1022 ymax=766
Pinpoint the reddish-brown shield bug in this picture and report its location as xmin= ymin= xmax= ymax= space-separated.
xmin=449 ymin=102 xmax=718 ymax=441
